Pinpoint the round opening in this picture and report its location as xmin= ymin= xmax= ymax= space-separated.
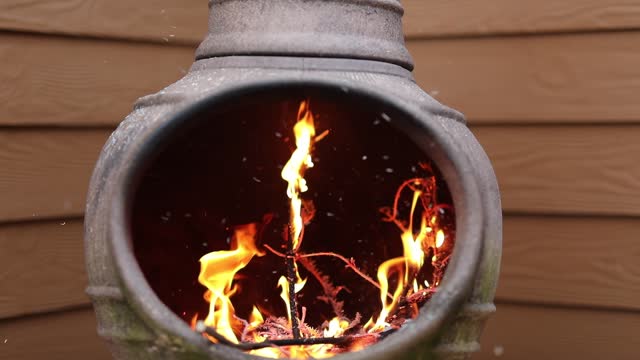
xmin=116 ymin=84 xmax=475 ymax=359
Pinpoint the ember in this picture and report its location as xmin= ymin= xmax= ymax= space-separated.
xmin=191 ymin=101 xmax=455 ymax=358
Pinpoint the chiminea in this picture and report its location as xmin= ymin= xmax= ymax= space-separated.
xmin=84 ymin=1 xmax=502 ymax=359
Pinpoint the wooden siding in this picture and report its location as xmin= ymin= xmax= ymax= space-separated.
xmin=2 ymin=216 xmax=638 ymax=321
xmin=477 ymin=304 xmax=640 ymax=360
xmin=1 ymin=1 xmax=640 ymax=359
xmin=0 ymin=129 xmax=108 ymax=221
xmin=2 ymin=0 xmax=640 ymax=44
xmin=4 ymin=31 xmax=640 ymax=126
xmin=0 ymin=308 xmax=111 ymax=360
xmin=0 ymin=34 xmax=193 ymax=127
xmin=0 ymin=219 xmax=86 ymax=319
xmin=2 ymin=126 xmax=640 ymax=223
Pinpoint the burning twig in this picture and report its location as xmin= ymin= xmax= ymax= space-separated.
xmin=264 ymin=243 xmax=287 ymax=258
xmin=285 ymin=251 xmax=302 ymax=338
xmin=196 ymin=321 xmax=384 ymax=351
xmin=299 ymin=252 xmax=388 ymax=297
xmin=279 ymin=100 xmax=320 ymax=339
xmin=264 ymin=244 xmax=385 ymax=296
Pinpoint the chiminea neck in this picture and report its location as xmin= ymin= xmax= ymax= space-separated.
xmin=195 ymin=0 xmax=414 ymax=70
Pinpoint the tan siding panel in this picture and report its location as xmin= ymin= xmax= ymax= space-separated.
xmin=0 ymin=0 xmax=208 ymax=45
xmin=0 ymin=34 xmax=194 ymax=126
xmin=1 ymin=125 xmax=640 ymax=221
xmin=1 ymin=216 xmax=637 ymax=319
xmin=476 ymin=304 xmax=640 ymax=360
xmin=405 ymin=1 xmax=640 ymax=38
xmin=2 ymin=0 xmax=640 ymax=43
xmin=0 ymin=308 xmax=111 ymax=360
xmin=4 ymin=32 xmax=640 ymax=126
xmin=0 ymin=129 xmax=110 ymax=222
xmin=498 ymin=216 xmax=640 ymax=311
xmin=0 ymin=220 xmax=87 ymax=319
xmin=410 ymin=32 xmax=640 ymax=123
xmin=473 ymin=125 xmax=640 ymax=216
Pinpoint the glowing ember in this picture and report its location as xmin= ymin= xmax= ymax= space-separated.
xmin=436 ymin=230 xmax=445 ymax=248
xmin=192 ymin=101 xmax=455 ymax=358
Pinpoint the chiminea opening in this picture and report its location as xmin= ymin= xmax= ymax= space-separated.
xmin=126 ymin=85 xmax=456 ymax=357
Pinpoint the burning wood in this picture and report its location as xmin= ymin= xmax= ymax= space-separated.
xmin=192 ymin=101 xmax=455 ymax=358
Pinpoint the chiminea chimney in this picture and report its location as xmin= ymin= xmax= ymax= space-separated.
xmin=85 ymin=1 xmax=501 ymax=359
xmin=196 ymin=0 xmax=413 ymax=69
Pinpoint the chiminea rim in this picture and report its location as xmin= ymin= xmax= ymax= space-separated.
xmin=209 ymin=0 xmax=404 ymax=12
xmin=109 ymin=80 xmax=484 ymax=359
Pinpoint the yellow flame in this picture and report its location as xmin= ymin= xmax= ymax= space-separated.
xmin=295 ymin=276 xmax=308 ymax=293
xmin=324 ymin=318 xmax=350 ymax=338
xmin=401 ymin=190 xmax=427 ymax=279
xmin=275 ymin=100 xmax=316 ymax=344
xmin=249 ymin=306 xmax=264 ymax=328
xmin=198 ymin=223 xmax=265 ymax=343
xmin=366 ymin=176 xmax=452 ymax=333
xmin=364 ymin=256 xmax=406 ymax=332
xmin=281 ymin=101 xmax=316 ymax=252
xmin=278 ymin=276 xmax=293 ymax=325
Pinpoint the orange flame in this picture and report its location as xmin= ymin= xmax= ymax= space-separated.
xmin=365 ymin=173 xmax=450 ymax=332
xmin=275 ymin=100 xmax=317 ymax=336
xmin=197 ymin=223 xmax=265 ymax=343
xmin=278 ymin=276 xmax=293 ymax=325
xmin=281 ymin=101 xmax=316 ymax=252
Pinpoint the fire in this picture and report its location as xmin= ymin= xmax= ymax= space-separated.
xmin=192 ymin=101 xmax=453 ymax=358
xmin=278 ymin=276 xmax=293 ymax=325
xmin=281 ymin=100 xmax=316 ymax=252
xmin=365 ymin=173 xmax=451 ymax=332
xmin=197 ymin=223 xmax=265 ymax=343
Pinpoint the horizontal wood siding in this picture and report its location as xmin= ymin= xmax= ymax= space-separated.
xmin=2 ymin=0 xmax=640 ymax=44
xmin=2 ymin=216 xmax=638 ymax=320
xmin=4 ymin=32 xmax=640 ymax=126
xmin=474 ymin=125 xmax=640 ymax=216
xmin=0 ymin=219 xmax=86 ymax=319
xmin=0 ymin=34 xmax=193 ymax=126
xmin=0 ymin=308 xmax=111 ymax=360
xmin=409 ymin=32 xmax=640 ymax=123
xmin=404 ymin=0 xmax=640 ymax=38
xmin=0 ymin=129 xmax=109 ymax=222
xmin=477 ymin=304 xmax=640 ymax=360
xmin=2 ymin=126 xmax=639 ymax=223
xmin=498 ymin=216 xmax=640 ymax=311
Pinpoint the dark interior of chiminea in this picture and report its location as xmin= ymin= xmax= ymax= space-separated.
xmin=130 ymin=87 xmax=455 ymax=354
